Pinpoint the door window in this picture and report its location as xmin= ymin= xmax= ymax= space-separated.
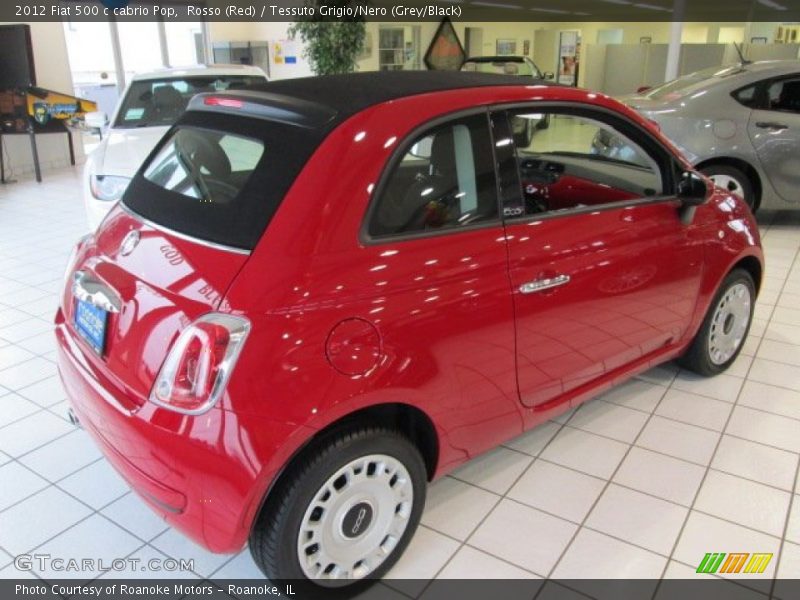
xmin=766 ymin=78 xmax=800 ymax=113
xmin=732 ymin=84 xmax=760 ymax=109
xmin=368 ymin=114 xmax=498 ymax=238
xmin=502 ymin=111 xmax=664 ymax=217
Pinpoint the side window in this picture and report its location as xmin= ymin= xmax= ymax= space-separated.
xmin=507 ymin=111 xmax=663 ymax=216
xmin=766 ymin=77 xmax=800 ymax=113
xmin=733 ymin=84 xmax=760 ymax=109
xmin=368 ymin=114 xmax=498 ymax=238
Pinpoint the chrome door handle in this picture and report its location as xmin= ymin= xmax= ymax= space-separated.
xmin=755 ymin=121 xmax=788 ymax=131
xmin=73 ymin=271 xmax=121 ymax=313
xmin=519 ymin=274 xmax=571 ymax=294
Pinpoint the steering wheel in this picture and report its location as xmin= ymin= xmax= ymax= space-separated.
xmin=179 ymin=131 xmax=232 ymax=180
xmin=204 ymin=178 xmax=240 ymax=203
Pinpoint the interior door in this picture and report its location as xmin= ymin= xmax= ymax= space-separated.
xmin=491 ymin=108 xmax=703 ymax=410
xmin=747 ymin=75 xmax=800 ymax=204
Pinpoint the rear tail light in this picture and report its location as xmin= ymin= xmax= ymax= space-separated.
xmin=63 ymin=234 xmax=92 ymax=289
xmin=204 ymin=96 xmax=244 ymax=108
xmin=150 ymin=313 xmax=250 ymax=415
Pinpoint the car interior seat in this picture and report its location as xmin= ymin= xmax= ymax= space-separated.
xmin=147 ymin=85 xmax=186 ymax=123
xmin=396 ymin=128 xmax=461 ymax=231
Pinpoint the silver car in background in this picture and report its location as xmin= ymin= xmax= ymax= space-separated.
xmin=614 ymin=60 xmax=800 ymax=212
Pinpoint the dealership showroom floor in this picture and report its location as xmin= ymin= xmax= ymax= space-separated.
xmin=0 ymin=168 xmax=798 ymax=592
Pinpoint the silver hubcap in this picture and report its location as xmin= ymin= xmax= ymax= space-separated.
xmin=708 ymin=282 xmax=751 ymax=365
xmin=708 ymin=174 xmax=744 ymax=200
xmin=297 ymin=454 xmax=414 ymax=585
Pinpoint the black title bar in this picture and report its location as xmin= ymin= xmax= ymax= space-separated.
xmin=5 ymin=0 xmax=800 ymax=22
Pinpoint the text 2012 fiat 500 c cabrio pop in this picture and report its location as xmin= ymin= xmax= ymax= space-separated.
xmin=55 ymin=72 xmax=763 ymax=592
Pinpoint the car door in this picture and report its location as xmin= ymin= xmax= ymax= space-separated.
xmin=747 ymin=75 xmax=800 ymax=204
xmin=491 ymin=107 xmax=704 ymax=410
xmin=360 ymin=110 xmax=520 ymax=455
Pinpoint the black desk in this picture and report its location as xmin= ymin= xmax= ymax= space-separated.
xmin=0 ymin=121 xmax=76 ymax=184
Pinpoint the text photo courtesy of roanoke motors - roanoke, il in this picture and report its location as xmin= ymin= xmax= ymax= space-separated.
xmin=1 ymin=1 xmax=800 ymax=600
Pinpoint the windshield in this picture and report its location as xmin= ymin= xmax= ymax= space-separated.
xmin=114 ymin=75 xmax=266 ymax=128
xmin=644 ymin=65 xmax=744 ymax=101
xmin=462 ymin=59 xmax=541 ymax=78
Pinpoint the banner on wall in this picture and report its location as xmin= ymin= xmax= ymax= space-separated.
xmin=557 ymin=30 xmax=581 ymax=86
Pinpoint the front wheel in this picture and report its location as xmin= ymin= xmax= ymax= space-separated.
xmin=250 ymin=427 xmax=427 ymax=594
xmin=700 ymin=165 xmax=756 ymax=212
xmin=678 ymin=268 xmax=755 ymax=377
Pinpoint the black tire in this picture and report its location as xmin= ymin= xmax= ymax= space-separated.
xmin=700 ymin=164 xmax=756 ymax=212
xmin=678 ymin=269 xmax=755 ymax=377
xmin=249 ymin=426 xmax=427 ymax=596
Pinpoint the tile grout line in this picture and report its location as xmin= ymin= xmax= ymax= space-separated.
xmin=536 ymin=376 xmax=672 ymax=593
xmin=768 ymin=459 xmax=800 ymax=600
xmin=418 ymin=416 xmax=573 ymax=588
xmin=654 ymin=234 xmax=800 ymax=595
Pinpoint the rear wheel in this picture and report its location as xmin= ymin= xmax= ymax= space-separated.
xmin=700 ymin=165 xmax=756 ymax=212
xmin=679 ymin=269 xmax=755 ymax=377
xmin=250 ymin=427 xmax=426 ymax=595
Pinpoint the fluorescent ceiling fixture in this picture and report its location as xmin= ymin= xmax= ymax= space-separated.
xmin=529 ymin=7 xmax=571 ymax=13
xmin=633 ymin=2 xmax=671 ymax=11
xmin=757 ymin=0 xmax=787 ymax=9
xmin=471 ymin=1 xmax=522 ymax=9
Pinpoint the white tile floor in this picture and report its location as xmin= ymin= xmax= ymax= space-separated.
xmin=0 ymin=167 xmax=799 ymax=588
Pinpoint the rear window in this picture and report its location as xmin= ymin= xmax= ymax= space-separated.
xmin=143 ymin=129 xmax=264 ymax=204
xmin=123 ymin=110 xmax=322 ymax=250
xmin=114 ymin=75 xmax=266 ymax=128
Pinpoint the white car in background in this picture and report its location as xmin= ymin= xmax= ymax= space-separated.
xmin=83 ymin=64 xmax=267 ymax=230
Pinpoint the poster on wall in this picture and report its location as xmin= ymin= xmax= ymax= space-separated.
xmin=272 ymin=39 xmax=297 ymax=65
xmin=496 ymin=39 xmax=517 ymax=55
xmin=557 ymin=30 xmax=581 ymax=86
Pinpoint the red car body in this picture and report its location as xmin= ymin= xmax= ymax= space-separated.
xmin=55 ymin=73 xmax=763 ymax=555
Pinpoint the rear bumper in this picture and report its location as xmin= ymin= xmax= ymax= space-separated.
xmin=54 ymin=310 xmax=282 ymax=553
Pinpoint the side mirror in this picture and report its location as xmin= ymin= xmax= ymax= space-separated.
xmin=84 ymin=111 xmax=108 ymax=131
xmin=677 ymin=170 xmax=709 ymax=224
xmin=677 ymin=170 xmax=709 ymax=205
xmin=543 ymin=72 xmax=555 ymax=80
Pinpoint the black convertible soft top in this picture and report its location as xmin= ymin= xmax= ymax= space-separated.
xmin=188 ymin=70 xmax=556 ymax=130
xmin=135 ymin=71 xmax=556 ymax=250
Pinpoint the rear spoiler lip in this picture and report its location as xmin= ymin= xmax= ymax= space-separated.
xmin=188 ymin=91 xmax=338 ymax=129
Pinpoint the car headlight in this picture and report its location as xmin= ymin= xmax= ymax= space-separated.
xmin=89 ymin=175 xmax=130 ymax=202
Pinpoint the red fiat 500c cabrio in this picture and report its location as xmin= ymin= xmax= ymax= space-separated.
xmin=55 ymin=72 xmax=763 ymax=591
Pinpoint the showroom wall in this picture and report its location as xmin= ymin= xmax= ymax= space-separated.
xmin=1 ymin=17 xmax=795 ymax=179
xmin=353 ymin=21 xmax=753 ymax=84
xmin=208 ymin=21 xmax=314 ymax=78
xmin=1 ymin=21 xmax=84 ymax=179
